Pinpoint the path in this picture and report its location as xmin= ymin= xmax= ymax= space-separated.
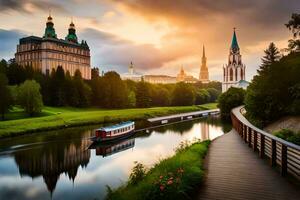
xmin=198 ymin=129 xmax=300 ymax=200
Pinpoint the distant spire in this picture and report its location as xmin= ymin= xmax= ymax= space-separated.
xmin=202 ymin=45 xmax=206 ymax=58
xmin=231 ymin=28 xmax=239 ymax=51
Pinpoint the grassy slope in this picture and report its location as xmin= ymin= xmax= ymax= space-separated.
xmin=107 ymin=141 xmax=210 ymax=200
xmin=0 ymin=103 xmax=217 ymax=137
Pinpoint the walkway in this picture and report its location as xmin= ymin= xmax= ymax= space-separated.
xmin=198 ymin=129 xmax=300 ymax=200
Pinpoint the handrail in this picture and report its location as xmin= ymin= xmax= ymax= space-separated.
xmin=231 ymin=106 xmax=300 ymax=179
xmin=233 ymin=106 xmax=300 ymax=151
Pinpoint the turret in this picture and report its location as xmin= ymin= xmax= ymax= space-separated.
xmin=65 ymin=19 xmax=78 ymax=43
xmin=44 ymin=14 xmax=57 ymax=38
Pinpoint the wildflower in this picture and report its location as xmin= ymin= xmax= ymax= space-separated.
xmin=159 ymin=175 xmax=163 ymax=179
xmin=167 ymin=180 xmax=173 ymax=185
xmin=160 ymin=185 xmax=165 ymax=191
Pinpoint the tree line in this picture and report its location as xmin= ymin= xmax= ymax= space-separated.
xmin=0 ymin=60 xmax=221 ymax=119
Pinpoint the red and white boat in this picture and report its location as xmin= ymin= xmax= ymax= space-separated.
xmin=92 ymin=121 xmax=135 ymax=142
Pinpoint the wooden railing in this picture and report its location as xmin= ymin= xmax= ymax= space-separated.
xmin=231 ymin=106 xmax=300 ymax=180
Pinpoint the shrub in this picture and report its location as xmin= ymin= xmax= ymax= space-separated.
xmin=274 ymin=129 xmax=300 ymax=145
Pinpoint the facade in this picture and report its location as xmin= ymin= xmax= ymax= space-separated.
xmin=199 ymin=45 xmax=209 ymax=83
xmin=222 ymin=29 xmax=249 ymax=92
xmin=143 ymin=75 xmax=177 ymax=84
xmin=15 ymin=15 xmax=91 ymax=79
xmin=121 ymin=62 xmax=143 ymax=81
xmin=177 ymin=67 xmax=198 ymax=83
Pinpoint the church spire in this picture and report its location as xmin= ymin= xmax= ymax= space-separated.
xmin=231 ymin=28 xmax=239 ymax=53
xmin=202 ymin=45 xmax=206 ymax=58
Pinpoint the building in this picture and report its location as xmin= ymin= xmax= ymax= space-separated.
xmin=199 ymin=45 xmax=209 ymax=83
xmin=177 ymin=66 xmax=198 ymax=83
xmin=15 ymin=14 xmax=91 ymax=79
xmin=222 ymin=29 xmax=249 ymax=92
xmin=121 ymin=62 xmax=143 ymax=81
xmin=143 ymin=75 xmax=177 ymax=84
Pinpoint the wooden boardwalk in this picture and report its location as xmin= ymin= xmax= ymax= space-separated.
xmin=198 ymin=129 xmax=300 ymax=200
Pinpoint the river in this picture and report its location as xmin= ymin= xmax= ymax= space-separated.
xmin=0 ymin=116 xmax=231 ymax=200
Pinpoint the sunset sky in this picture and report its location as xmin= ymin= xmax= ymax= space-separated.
xmin=0 ymin=0 xmax=299 ymax=81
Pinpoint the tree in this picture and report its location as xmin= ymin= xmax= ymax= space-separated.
xmin=218 ymin=87 xmax=245 ymax=120
xmin=6 ymin=62 xmax=26 ymax=85
xmin=195 ymin=89 xmax=210 ymax=105
xmin=0 ymin=59 xmax=7 ymax=74
xmin=171 ymin=82 xmax=195 ymax=106
xmin=0 ymin=73 xmax=12 ymax=120
xmin=101 ymin=71 xmax=128 ymax=108
xmin=18 ymin=80 xmax=43 ymax=116
xmin=207 ymin=88 xmax=221 ymax=102
xmin=136 ymin=81 xmax=152 ymax=108
xmin=151 ymin=86 xmax=170 ymax=107
xmin=259 ymin=42 xmax=281 ymax=73
xmin=286 ymin=13 xmax=300 ymax=52
xmin=127 ymin=90 xmax=136 ymax=108
xmin=72 ymin=70 xmax=91 ymax=107
xmin=49 ymin=66 xmax=67 ymax=106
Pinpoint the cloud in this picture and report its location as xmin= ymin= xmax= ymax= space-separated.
xmin=80 ymin=28 xmax=187 ymax=73
xmin=0 ymin=29 xmax=26 ymax=60
xmin=0 ymin=0 xmax=67 ymax=14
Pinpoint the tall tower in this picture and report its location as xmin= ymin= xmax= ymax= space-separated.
xmin=129 ymin=61 xmax=134 ymax=75
xmin=222 ymin=28 xmax=247 ymax=93
xmin=44 ymin=13 xmax=57 ymax=38
xmin=199 ymin=45 xmax=209 ymax=83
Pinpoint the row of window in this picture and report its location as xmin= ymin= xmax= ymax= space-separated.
xmin=18 ymin=43 xmax=89 ymax=56
xmin=110 ymin=125 xmax=134 ymax=135
xmin=224 ymin=68 xmax=244 ymax=81
xmin=16 ymin=53 xmax=90 ymax=64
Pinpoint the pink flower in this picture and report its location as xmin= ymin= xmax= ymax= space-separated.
xmin=160 ymin=185 xmax=165 ymax=191
xmin=159 ymin=175 xmax=163 ymax=179
xmin=167 ymin=180 xmax=173 ymax=185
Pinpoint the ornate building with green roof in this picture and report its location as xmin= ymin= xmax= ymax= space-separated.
xmin=15 ymin=15 xmax=91 ymax=79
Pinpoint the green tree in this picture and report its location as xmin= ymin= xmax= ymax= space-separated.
xmin=101 ymin=71 xmax=128 ymax=108
xmin=218 ymin=87 xmax=245 ymax=120
xmin=6 ymin=62 xmax=26 ymax=85
xmin=207 ymin=88 xmax=221 ymax=102
xmin=286 ymin=13 xmax=300 ymax=52
xmin=0 ymin=59 xmax=7 ymax=74
xmin=171 ymin=82 xmax=195 ymax=106
xmin=127 ymin=90 xmax=136 ymax=108
xmin=136 ymin=81 xmax=152 ymax=108
xmin=0 ymin=73 xmax=12 ymax=120
xmin=259 ymin=42 xmax=281 ymax=74
xmin=151 ymin=86 xmax=170 ymax=107
xmin=18 ymin=80 xmax=43 ymax=116
xmin=195 ymin=89 xmax=210 ymax=105
xmin=72 ymin=70 xmax=91 ymax=107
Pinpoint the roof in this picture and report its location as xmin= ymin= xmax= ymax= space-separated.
xmin=96 ymin=121 xmax=134 ymax=132
xmin=231 ymin=29 xmax=239 ymax=50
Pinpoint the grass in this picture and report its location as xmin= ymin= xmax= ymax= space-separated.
xmin=0 ymin=103 xmax=217 ymax=138
xmin=106 ymin=140 xmax=210 ymax=200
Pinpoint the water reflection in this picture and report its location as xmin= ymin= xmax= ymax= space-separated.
xmin=0 ymin=116 xmax=230 ymax=200
xmin=90 ymin=138 xmax=135 ymax=157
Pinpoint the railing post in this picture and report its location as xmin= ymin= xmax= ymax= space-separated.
xmin=281 ymin=144 xmax=287 ymax=176
xmin=248 ymin=127 xmax=252 ymax=147
xmin=260 ymin=134 xmax=265 ymax=158
xmin=253 ymin=131 xmax=258 ymax=152
xmin=271 ymin=139 xmax=277 ymax=167
xmin=244 ymin=125 xmax=247 ymax=143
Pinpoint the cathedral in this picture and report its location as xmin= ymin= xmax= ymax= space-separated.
xmin=15 ymin=14 xmax=91 ymax=79
xmin=199 ymin=45 xmax=209 ymax=83
xmin=222 ymin=29 xmax=249 ymax=92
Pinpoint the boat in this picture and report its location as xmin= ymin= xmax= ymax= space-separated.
xmin=92 ymin=121 xmax=135 ymax=142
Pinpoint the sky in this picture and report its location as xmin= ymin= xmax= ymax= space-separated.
xmin=0 ymin=0 xmax=299 ymax=81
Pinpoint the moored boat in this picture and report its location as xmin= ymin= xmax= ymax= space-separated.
xmin=92 ymin=121 xmax=135 ymax=142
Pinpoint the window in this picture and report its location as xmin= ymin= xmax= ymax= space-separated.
xmin=240 ymin=69 xmax=243 ymax=80
xmin=229 ymin=68 xmax=233 ymax=81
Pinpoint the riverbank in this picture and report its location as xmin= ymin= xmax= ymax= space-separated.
xmin=0 ymin=103 xmax=217 ymax=138
xmin=106 ymin=140 xmax=210 ymax=200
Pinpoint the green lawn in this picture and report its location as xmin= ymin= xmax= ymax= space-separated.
xmin=0 ymin=103 xmax=217 ymax=137
xmin=106 ymin=140 xmax=210 ymax=200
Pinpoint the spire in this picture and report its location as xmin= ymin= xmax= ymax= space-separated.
xmin=231 ymin=28 xmax=239 ymax=52
xmin=65 ymin=18 xmax=78 ymax=43
xmin=202 ymin=45 xmax=206 ymax=58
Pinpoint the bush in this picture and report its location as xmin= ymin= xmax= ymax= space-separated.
xmin=129 ymin=162 xmax=147 ymax=185
xmin=274 ymin=129 xmax=300 ymax=145
xmin=172 ymin=82 xmax=195 ymax=106
xmin=106 ymin=140 xmax=210 ymax=200
xmin=217 ymin=87 xmax=245 ymax=120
